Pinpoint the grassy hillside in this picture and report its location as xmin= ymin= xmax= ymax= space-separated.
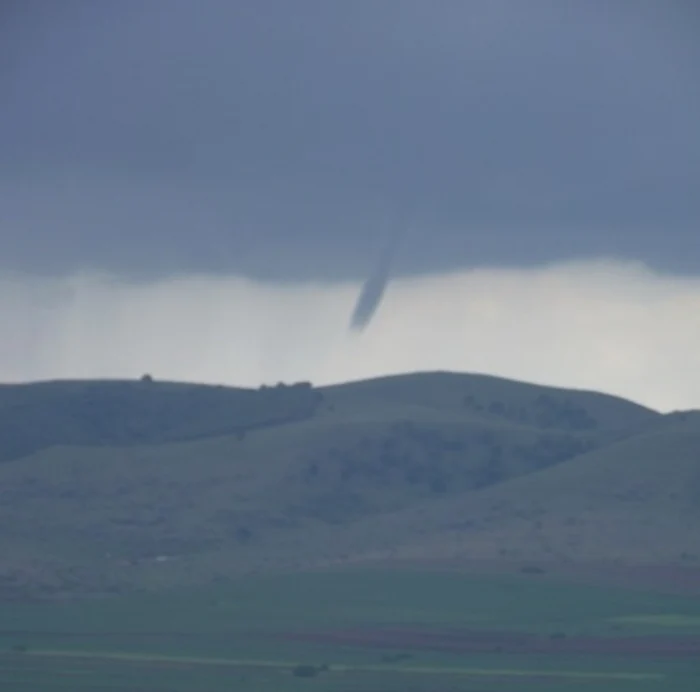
xmin=345 ymin=411 xmax=700 ymax=565
xmin=0 ymin=370 xmax=694 ymax=599
xmin=0 ymin=371 xmax=656 ymax=467
xmin=321 ymin=371 xmax=658 ymax=434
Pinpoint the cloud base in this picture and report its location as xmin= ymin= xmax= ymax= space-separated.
xmin=2 ymin=258 xmax=699 ymax=412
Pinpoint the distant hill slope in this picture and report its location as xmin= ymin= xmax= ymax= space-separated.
xmin=0 ymin=378 xmax=321 ymax=463
xmin=0 ymin=371 xmax=656 ymax=465
xmin=320 ymin=371 xmax=658 ymax=433
xmin=0 ymin=370 xmax=692 ymax=600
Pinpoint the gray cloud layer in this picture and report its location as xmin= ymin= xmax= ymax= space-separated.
xmin=2 ymin=1 xmax=699 ymax=279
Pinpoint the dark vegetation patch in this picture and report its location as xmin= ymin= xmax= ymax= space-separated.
xmin=464 ymin=391 xmax=600 ymax=431
xmin=291 ymin=663 xmax=328 ymax=678
xmin=291 ymin=419 xmax=599 ymax=522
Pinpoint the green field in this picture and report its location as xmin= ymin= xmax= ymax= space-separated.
xmin=1 ymin=569 xmax=699 ymax=691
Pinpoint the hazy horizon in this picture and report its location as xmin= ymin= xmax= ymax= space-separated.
xmin=3 ymin=256 xmax=700 ymax=413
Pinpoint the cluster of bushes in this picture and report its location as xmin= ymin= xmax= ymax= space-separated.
xmin=463 ymin=392 xmax=597 ymax=431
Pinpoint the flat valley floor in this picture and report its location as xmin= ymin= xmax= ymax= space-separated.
xmin=2 ymin=565 xmax=700 ymax=691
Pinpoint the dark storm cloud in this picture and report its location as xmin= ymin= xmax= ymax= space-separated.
xmin=2 ymin=0 xmax=699 ymax=279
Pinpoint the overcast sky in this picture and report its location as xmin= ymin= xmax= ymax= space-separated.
xmin=3 ymin=0 xmax=699 ymax=278
xmin=2 ymin=1 xmax=700 ymax=408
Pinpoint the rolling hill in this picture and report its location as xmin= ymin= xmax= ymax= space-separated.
xmin=0 ymin=371 xmax=696 ymax=600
